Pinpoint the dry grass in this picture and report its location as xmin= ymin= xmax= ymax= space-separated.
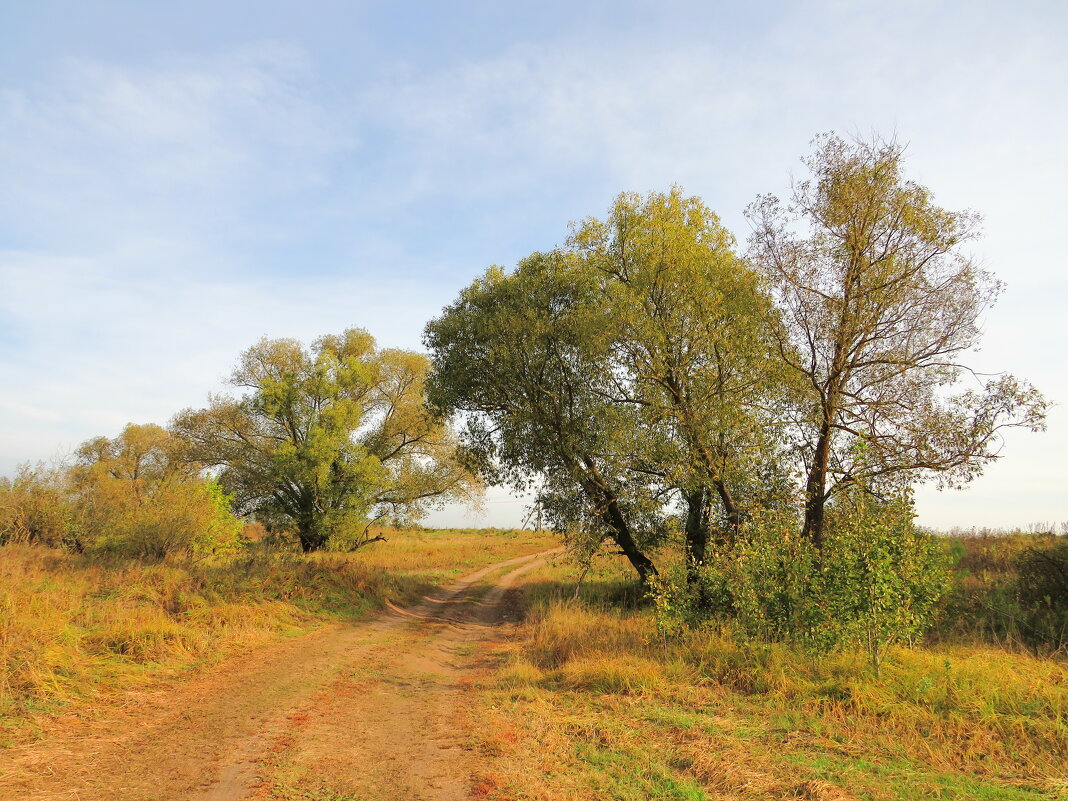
xmin=0 ymin=527 xmax=554 ymax=742
xmin=476 ymin=555 xmax=1068 ymax=801
xmin=353 ymin=526 xmax=555 ymax=583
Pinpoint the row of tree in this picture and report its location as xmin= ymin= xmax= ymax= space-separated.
xmin=1 ymin=133 xmax=1047 ymax=603
xmin=425 ymin=133 xmax=1047 ymax=586
xmin=1 ymin=334 xmax=479 ymax=557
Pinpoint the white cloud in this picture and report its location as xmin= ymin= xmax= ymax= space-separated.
xmin=0 ymin=41 xmax=351 ymax=252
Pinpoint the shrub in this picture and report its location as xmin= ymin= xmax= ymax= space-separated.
xmin=1015 ymin=538 xmax=1068 ymax=651
xmin=83 ymin=478 xmax=244 ymax=560
xmin=0 ymin=465 xmax=74 ymax=549
xmin=936 ymin=531 xmax=1068 ymax=652
xmin=819 ymin=492 xmax=949 ymax=671
xmin=66 ymin=423 xmax=245 ymax=560
xmin=654 ymin=494 xmax=949 ymax=671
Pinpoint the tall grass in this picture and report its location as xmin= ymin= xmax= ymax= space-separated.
xmin=0 ymin=527 xmax=554 ymax=740
xmin=479 ymin=552 xmax=1068 ymax=801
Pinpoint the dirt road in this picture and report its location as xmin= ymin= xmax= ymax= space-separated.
xmin=0 ymin=549 xmax=559 ymax=801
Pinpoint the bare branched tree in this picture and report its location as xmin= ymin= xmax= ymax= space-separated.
xmin=747 ymin=133 xmax=1048 ymax=550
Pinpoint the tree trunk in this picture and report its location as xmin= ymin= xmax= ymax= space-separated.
xmin=801 ymin=422 xmax=832 ymax=551
xmin=296 ymin=514 xmax=327 ymax=552
xmin=713 ymin=478 xmax=742 ymax=542
xmin=579 ymin=455 xmax=658 ymax=584
xmin=600 ymin=492 xmax=658 ymax=584
xmin=684 ymin=488 xmax=708 ymax=577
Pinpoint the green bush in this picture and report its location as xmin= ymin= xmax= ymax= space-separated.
xmin=819 ymin=492 xmax=949 ymax=670
xmin=654 ymin=493 xmax=949 ymax=672
xmin=936 ymin=532 xmax=1068 ymax=652
xmin=82 ymin=478 xmax=244 ymax=561
xmin=1015 ymin=538 xmax=1068 ymax=651
xmin=0 ymin=426 xmax=246 ymax=562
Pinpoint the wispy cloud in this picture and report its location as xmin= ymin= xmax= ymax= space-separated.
xmin=0 ymin=41 xmax=350 ymax=254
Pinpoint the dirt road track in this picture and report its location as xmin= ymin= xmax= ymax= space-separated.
xmin=0 ymin=548 xmax=560 ymax=801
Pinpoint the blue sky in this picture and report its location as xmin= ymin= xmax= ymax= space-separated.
xmin=1 ymin=0 xmax=1065 ymax=530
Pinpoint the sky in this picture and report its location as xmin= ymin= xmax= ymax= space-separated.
xmin=1 ymin=0 xmax=1065 ymax=531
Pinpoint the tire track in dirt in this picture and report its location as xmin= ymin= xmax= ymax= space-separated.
xmin=236 ymin=548 xmax=557 ymax=801
xmin=0 ymin=549 xmax=560 ymax=801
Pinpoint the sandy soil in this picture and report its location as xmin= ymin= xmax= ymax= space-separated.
xmin=0 ymin=549 xmax=560 ymax=801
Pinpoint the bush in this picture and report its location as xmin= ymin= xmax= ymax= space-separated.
xmin=82 ymin=478 xmax=244 ymax=560
xmin=655 ymin=494 xmax=949 ymax=671
xmin=936 ymin=532 xmax=1068 ymax=652
xmin=0 ymin=465 xmax=74 ymax=549
xmin=1015 ymin=538 xmax=1068 ymax=651
xmin=0 ymin=425 xmax=246 ymax=561
xmin=819 ymin=493 xmax=949 ymax=670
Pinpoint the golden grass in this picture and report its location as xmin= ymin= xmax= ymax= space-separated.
xmin=0 ymin=527 xmax=554 ymax=741
xmin=476 ymin=556 xmax=1068 ymax=801
xmin=353 ymin=526 xmax=555 ymax=582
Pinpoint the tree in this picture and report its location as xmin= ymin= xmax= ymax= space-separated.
xmin=427 ymin=190 xmax=791 ymax=585
xmin=70 ymin=423 xmax=242 ymax=559
xmin=746 ymin=133 xmax=1047 ymax=550
xmin=424 ymin=254 xmax=663 ymax=582
xmin=568 ymin=188 xmax=788 ymax=574
xmin=172 ymin=329 xmax=478 ymax=552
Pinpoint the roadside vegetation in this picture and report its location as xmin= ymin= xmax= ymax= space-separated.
xmin=476 ymin=536 xmax=1068 ymax=801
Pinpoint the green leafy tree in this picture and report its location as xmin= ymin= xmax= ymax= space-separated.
xmin=747 ymin=133 xmax=1048 ymax=550
xmin=820 ymin=490 xmax=949 ymax=674
xmin=173 ymin=329 xmax=477 ymax=552
xmin=568 ymin=188 xmax=789 ymax=574
xmin=427 ymin=190 xmax=787 ymax=585
xmin=425 ymin=254 xmax=663 ymax=582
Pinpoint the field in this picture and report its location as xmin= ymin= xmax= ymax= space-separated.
xmin=0 ymin=527 xmax=555 ymax=744
xmin=471 ymin=538 xmax=1068 ymax=801
xmin=1 ymin=529 xmax=1065 ymax=800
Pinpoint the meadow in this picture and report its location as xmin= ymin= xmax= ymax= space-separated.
xmin=2 ymin=527 xmax=1065 ymax=799
xmin=0 ymin=527 xmax=555 ymax=744
xmin=475 ymin=532 xmax=1068 ymax=801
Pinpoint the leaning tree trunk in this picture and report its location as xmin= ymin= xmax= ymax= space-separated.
xmin=578 ymin=455 xmax=658 ymax=584
xmin=602 ymin=495 xmax=658 ymax=585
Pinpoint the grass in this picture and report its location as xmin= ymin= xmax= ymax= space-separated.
xmin=352 ymin=526 xmax=555 ymax=585
xmin=5 ymin=525 xmax=1066 ymax=798
xmin=0 ymin=527 xmax=554 ymax=742
xmin=474 ymin=551 xmax=1068 ymax=801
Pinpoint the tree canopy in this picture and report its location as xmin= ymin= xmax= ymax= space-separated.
xmin=425 ymin=252 xmax=663 ymax=580
xmin=173 ymin=329 xmax=478 ymax=552
xmin=746 ymin=133 xmax=1048 ymax=549
xmin=428 ymin=140 xmax=1047 ymax=583
xmin=426 ymin=188 xmax=786 ymax=581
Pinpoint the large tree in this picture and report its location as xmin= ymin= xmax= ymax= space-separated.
xmin=746 ymin=134 xmax=1047 ymax=550
xmin=424 ymin=253 xmax=664 ymax=582
xmin=426 ymin=190 xmax=788 ymax=582
xmin=569 ymin=189 xmax=788 ymax=571
xmin=172 ymin=329 xmax=477 ymax=552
